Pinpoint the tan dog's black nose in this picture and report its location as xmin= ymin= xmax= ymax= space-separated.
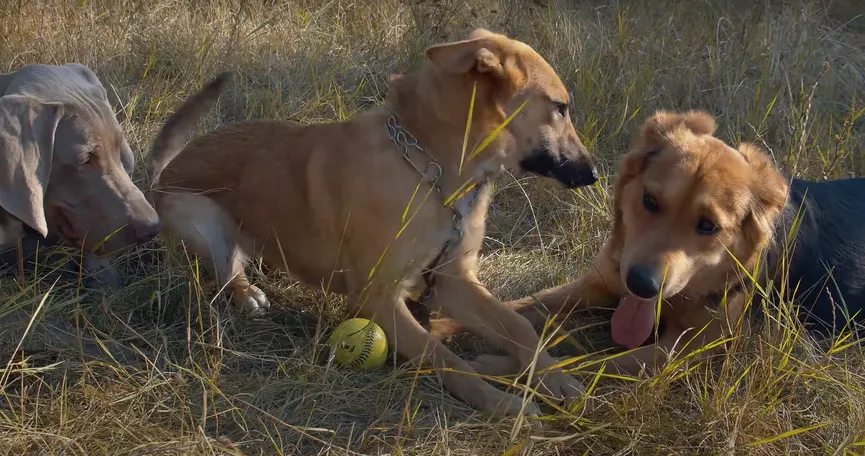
xmin=626 ymin=264 xmax=661 ymax=299
xmin=564 ymin=163 xmax=599 ymax=188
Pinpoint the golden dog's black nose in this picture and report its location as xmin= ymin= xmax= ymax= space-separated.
xmin=626 ymin=264 xmax=660 ymax=299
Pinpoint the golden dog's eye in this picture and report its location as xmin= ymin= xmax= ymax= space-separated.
xmin=642 ymin=191 xmax=660 ymax=213
xmin=696 ymin=217 xmax=719 ymax=235
xmin=553 ymin=101 xmax=568 ymax=118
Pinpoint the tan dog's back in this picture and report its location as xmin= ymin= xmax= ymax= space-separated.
xmin=159 ymin=110 xmax=452 ymax=292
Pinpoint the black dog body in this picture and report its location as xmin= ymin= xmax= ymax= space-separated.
xmin=763 ymin=177 xmax=865 ymax=336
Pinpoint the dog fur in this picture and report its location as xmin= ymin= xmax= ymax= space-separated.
xmin=432 ymin=109 xmax=865 ymax=377
xmin=148 ymin=29 xmax=601 ymax=416
xmin=0 ymin=63 xmax=160 ymax=286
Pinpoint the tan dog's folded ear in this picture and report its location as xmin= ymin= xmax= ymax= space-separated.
xmin=0 ymin=95 xmax=63 ymax=238
xmin=425 ymin=35 xmax=504 ymax=76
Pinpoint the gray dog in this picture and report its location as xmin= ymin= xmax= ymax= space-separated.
xmin=0 ymin=64 xmax=163 ymax=368
xmin=0 ymin=63 xmax=159 ymax=285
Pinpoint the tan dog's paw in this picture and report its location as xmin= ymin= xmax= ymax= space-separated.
xmin=232 ymin=284 xmax=270 ymax=313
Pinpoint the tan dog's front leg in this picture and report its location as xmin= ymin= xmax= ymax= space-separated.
xmin=359 ymin=291 xmax=542 ymax=417
xmin=429 ymin=272 xmax=585 ymax=402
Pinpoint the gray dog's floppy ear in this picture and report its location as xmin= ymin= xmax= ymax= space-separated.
xmin=0 ymin=95 xmax=63 ymax=238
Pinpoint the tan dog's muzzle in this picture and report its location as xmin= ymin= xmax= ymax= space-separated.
xmin=519 ymin=145 xmax=599 ymax=188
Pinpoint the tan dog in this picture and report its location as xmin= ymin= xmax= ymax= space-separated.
xmin=149 ymin=30 xmax=599 ymax=416
xmin=0 ymin=64 xmax=160 ymax=285
xmin=431 ymin=110 xmax=790 ymax=376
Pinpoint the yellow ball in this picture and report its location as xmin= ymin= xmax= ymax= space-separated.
xmin=327 ymin=318 xmax=388 ymax=370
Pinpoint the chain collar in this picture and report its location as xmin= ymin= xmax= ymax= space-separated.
xmin=386 ymin=112 xmax=485 ymax=317
xmin=385 ymin=113 xmax=486 ymax=250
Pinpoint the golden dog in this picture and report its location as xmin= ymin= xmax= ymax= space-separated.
xmin=431 ymin=110 xmax=790 ymax=376
xmin=148 ymin=29 xmax=599 ymax=416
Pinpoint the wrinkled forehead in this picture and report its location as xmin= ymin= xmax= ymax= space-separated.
xmin=643 ymin=140 xmax=753 ymax=221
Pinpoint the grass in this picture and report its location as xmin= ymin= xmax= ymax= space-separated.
xmin=1 ymin=0 xmax=865 ymax=454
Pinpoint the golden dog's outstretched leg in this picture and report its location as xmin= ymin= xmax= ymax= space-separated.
xmin=428 ymin=251 xmax=620 ymax=341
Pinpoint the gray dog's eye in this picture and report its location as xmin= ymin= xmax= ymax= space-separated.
xmin=78 ymin=152 xmax=93 ymax=166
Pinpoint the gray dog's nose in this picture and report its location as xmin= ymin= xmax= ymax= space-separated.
xmin=133 ymin=219 xmax=161 ymax=244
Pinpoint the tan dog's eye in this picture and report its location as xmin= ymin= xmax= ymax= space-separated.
xmin=642 ymin=191 xmax=660 ymax=213
xmin=696 ymin=217 xmax=719 ymax=235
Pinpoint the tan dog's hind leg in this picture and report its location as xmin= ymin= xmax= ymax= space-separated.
xmin=158 ymin=192 xmax=269 ymax=312
xmin=360 ymin=291 xmax=542 ymax=417
xmin=430 ymin=272 xmax=585 ymax=402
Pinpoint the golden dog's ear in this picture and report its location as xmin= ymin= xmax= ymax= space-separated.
xmin=681 ymin=110 xmax=715 ymax=135
xmin=621 ymin=110 xmax=718 ymax=179
xmin=468 ymin=28 xmax=496 ymax=39
xmin=739 ymin=142 xmax=789 ymax=246
xmin=425 ymin=33 xmax=504 ymax=76
xmin=637 ymin=110 xmax=716 ymax=152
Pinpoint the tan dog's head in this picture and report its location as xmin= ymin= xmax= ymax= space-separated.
xmin=611 ymin=110 xmax=789 ymax=299
xmin=412 ymin=29 xmax=597 ymax=188
xmin=0 ymin=64 xmax=159 ymax=255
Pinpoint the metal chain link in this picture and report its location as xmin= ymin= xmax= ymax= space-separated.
xmin=386 ymin=112 xmax=485 ymax=308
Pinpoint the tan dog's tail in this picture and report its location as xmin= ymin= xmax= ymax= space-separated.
xmin=148 ymin=72 xmax=230 ymax=186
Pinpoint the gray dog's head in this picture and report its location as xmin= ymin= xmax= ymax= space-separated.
xmin=0 ymin=64 xmax=159 ymax=255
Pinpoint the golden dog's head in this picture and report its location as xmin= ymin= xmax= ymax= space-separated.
xmin=611 ymin=110 xmax=789 ymax=299
xmin=418 ymin=29 xmax=597 ymax=188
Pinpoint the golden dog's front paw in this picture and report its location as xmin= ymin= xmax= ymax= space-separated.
xmin=469 ymin=353 xmax=521 ymax=377
xmin=536 ymin=370 xmax=585 ymax=403
xmin=471 ymin=354 xmax=586 ymax=405
xmin=487 ymin=391 xmax=542 ymax=419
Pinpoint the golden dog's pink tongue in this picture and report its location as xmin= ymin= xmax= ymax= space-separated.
xmin=611 ymin=295 xmax=655 ymax=349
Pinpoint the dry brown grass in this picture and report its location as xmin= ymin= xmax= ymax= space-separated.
xmin=1 ymin=0 xmax=864 ymax=454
